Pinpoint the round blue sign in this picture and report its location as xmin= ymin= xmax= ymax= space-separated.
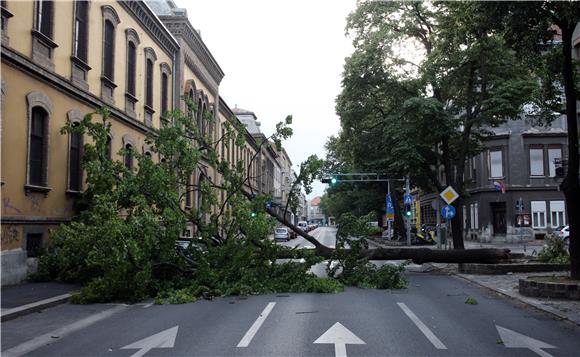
xmin=441 ymin=205 xmax=456 ymax=219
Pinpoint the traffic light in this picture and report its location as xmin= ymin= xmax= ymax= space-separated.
xmin=404 ymin=204 xmax=412 ymax=217
xmin=321 ymin=176 xmax=338 ymax=185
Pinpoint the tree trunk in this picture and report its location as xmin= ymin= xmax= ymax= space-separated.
xmin=560 ymin=24 xmax=580 ymax=279
xmin=391 ymin=188 xmax=407 ymax=239
xmin=451 ymin=197 xmax=465 ymax=249
xmin=276 ymin=246 xmax=510 ymax=264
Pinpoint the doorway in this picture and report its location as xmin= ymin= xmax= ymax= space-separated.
xmin=491 ymin=202 xmax=507 ymax=235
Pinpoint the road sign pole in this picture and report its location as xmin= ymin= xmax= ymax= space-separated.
xmin=406 ymin=177 xmax=411 ymax=247
xmin=387 ymin=180 xmax=391 ymax=241
xmin=436 ymin=197 xmax=441 ymax=250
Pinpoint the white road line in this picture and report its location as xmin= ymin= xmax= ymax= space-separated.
xmin=2 ymin=304 xmax=128 ymax=357
xmin=397 ymin=302 xmax=447 ymax=350
xmin=236 ymin=302 xmax=276 ymax=348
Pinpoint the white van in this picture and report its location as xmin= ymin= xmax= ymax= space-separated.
xmin=297 ymin=221 xmax=309 ymax=231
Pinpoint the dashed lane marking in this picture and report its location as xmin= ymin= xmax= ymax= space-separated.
xmin=397 ymin=302 xmax=447 ymax=350
xmin=236 ymin=302 xmax=276 ymax=348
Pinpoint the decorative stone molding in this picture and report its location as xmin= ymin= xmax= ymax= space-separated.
xmin=67 ymin=109 xmax=84 ymax=123
xmin=159 ymin=17 xmax=223 ymax=85
xmin=70 ymin=0 xmax=92 ymax=91
xmin=26 ymin=91 xmax=54 ymax=115
xmin=1 ymin=4 xmax=14 ymax=46
xmin=3 ymin=46 xmax=152 ymax=135
xmin=118 ymin=1 xmax=179 ymax=58
xmin=101 ymin=5 xmax=121 ymax=26
xmin=122 ymin=134 xmax=136 ymax=147
xmin=144 ymin=47 xmax=157 ymax=62
xmin=125 ymin=28 xmax=141 ymax=45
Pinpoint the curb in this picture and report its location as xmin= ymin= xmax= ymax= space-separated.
xmin=455 ymin=274 xmax=580 ymax=327
xmin=1 ymin=293 xmax=72 ymax=322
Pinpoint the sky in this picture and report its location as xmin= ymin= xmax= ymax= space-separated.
xmin=178 ymin=0 xmax=357 ymax=199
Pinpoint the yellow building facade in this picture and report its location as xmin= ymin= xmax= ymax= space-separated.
xmin=1 ymin=0 xmax=178 ymax=285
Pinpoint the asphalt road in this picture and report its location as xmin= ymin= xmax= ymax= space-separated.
xmin=3 ymin=228 xmax=579 ymax=356
xmin=2 ymin=275 xmax=579 ymax=357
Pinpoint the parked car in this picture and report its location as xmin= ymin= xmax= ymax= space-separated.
xmin=559 ymin=225 xmax=570 ymax=241
xmin=274 ymin=227 xmax=290 ymax=241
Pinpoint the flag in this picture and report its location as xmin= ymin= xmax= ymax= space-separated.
xmin=493 ymin=180 xmax=506 ymax=194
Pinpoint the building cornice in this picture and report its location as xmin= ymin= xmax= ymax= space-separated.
xmin=117 ymin=1 xmax=179 ymax=58
xmin=522 ymin=132 xmax=568 ymax=138
xmin=466 ymin=185 xmax=560 ymax=194
xmin=2 ymin=45 xmax=155 ymax=135
xmin=159 ymin=16 xmax=224 ymax=86
xmin=219 ymin=96 xmax=258 ymax=151
xmin=1 ymin=216 xmax=72 ymax=225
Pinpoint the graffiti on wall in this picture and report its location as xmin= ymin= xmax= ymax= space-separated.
xmin=1 ymin=225 xmax=20 ymax=245
xmin=28 ymin=194 xmax=42 ymax=212
xmin=2 ymin=198 xmax=22 ymax=214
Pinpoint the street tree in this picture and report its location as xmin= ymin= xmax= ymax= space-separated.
xmin=474 ymin=1 xmax=580 ymax=279
xmin=330 ymin=1 xmax=544 ymax=248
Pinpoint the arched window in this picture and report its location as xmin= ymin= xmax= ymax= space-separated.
xmin=106 ymin=136 xmax=112 ymax=160
xmin=103 ymin=20 xmax=115 ymax=80
xmin=68 ymin=125 xmax=82 ymax=191
xmin=100 ymin=6 xmax=120 ymax=104
xmin=29 ymin=107 xmax=48 ymax=186
xmin=127 ymin=42 xmax=137 ymax=95
xmin=185 ymin=175 xmax=192 ymax=208
xmin=197 ymin=98 xmax=203 ymax=134
xmin=124 ymin=144 xmax=133 ymax=170
xmin=160 ymin=63 xmax=171 ymax=119
xmin=145 ymin=59 xmax=153 ymax=107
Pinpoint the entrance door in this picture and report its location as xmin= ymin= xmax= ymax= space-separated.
xmin=491 ymin=202 xmax=507 ymax=235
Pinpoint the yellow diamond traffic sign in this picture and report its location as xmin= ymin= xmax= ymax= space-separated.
xmin=440 ymin=186 xmax=459 ymax=205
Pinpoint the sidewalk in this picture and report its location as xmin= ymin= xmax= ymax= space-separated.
xmin=368 ymin=238 xmax=580 ymax=326
xmin=457 ymin=272 xmax=580 ymax=326
xmin=1 ymin=282 xmax=79 ymax=322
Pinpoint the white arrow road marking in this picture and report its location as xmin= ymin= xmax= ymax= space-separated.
xmin=237 ymin=302 xmax=276 ymax=347
xmin=496 ymin=325 xmax=556 ymax=357
xmin=314 ymin=322 xmax=365 ymax=357
xmin=2 ymin=304 xmax=128 ymax=357
xmin=121 ymin=325 xmax=178 ymax=357
xmin=397 ymin=302 xmax=447 ymax=349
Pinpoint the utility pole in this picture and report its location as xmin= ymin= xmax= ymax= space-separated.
xmin=436 ymin=198 xmax=441 ymax=250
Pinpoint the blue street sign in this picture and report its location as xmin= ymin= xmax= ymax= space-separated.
xmin=386 ymin=193 xmax=394 ymax=220
xmin=404 ymin=193 xmax=413 ymax=205
xmin=441 ymin=205 xmax=456 ymax=219
xmin=265 ymin=201 xmax=273 ymax=209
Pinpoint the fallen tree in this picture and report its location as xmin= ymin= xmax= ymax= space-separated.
xmin=261 ymin=195 xmax=510 ymax=264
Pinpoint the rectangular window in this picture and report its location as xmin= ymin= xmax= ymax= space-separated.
xmin=550 ymin=201 xmax=566 ymax=228
xmin=37 ymin=0 xmax=53 ymax=38
xmin=529 ymin=148 xmax=544 ymax=176
xmin=74 ymin=1 xmax=88 ymax=61
xmin=531 ymin=201 xmax=547 ymax=228
xmin=548 ymin=148 xmax=562 ymax=177
xmin=489 ymin=150 xmax=503 ymax=178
